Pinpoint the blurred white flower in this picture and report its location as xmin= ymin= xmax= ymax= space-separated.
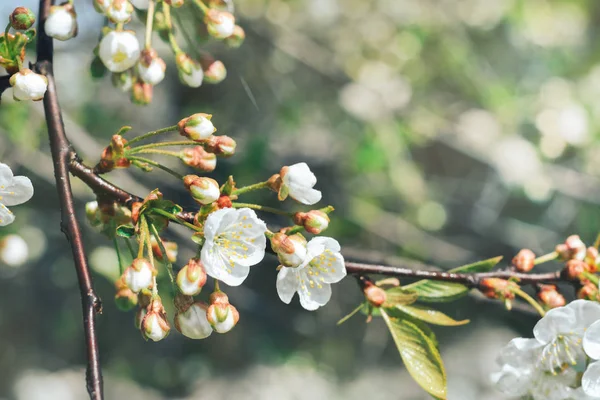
xmin=492 ymin=137 xmax=542 ymax=186
xmin=0 ymin=163 xmax=34 ymax=226
xmin=280 ymin=163 xmax=322 ymax=205
xmin=178 ymin=59 xmax=204 ymax=88
xmin=205 ymin=9 xmax=236 ymax=39
xmin=137 ymin=57 xmax=166 ymax=85
xmin=98 ymin=30 xmax=140 ymax=73
xmin=0 ymin=234 xmax=28 ymax=267
xmin=175 ymin=302 xmax=213 ymax=339
xmin=45 ymin=4 xmax=77 ymax=41
xmin=276 ymin=237 xmax=346 ymax=310
xmin=9 ymin=69 xmax=48 ymax=102
xmin=581 ymin=320 xmax=600 ymax=397
xmin=201 ymin=208 xmax=267 ymax=286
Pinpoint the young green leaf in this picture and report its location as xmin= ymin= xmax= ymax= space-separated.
xmin=381 ymin=309 xmax=447 ymax=399
xmin=393 ymin=304 xmax=469 ymax=326
xmin=383 ymin=286 xmax=418 ymax=307
xmin=403 ymin=256 xmax=502 ymax=303
xmin=116 ymin=225 xmax=135 ymax=238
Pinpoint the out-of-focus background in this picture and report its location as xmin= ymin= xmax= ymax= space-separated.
xmin=1 ymin=0 xmax=599 ymax=399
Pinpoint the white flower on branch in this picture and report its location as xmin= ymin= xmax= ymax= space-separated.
xmin=201 ymin=208 xmax=267 ymax=286
xmin=276 ymin=237 xmax=346 ymax=311
xmin=99 ymin=30 xmax=140 ymax=73
xmin=280 ymin=163 xmax=322 ymax=205
xmin=45 ymin=4 xmax=77 ymax=41
xmin=123 ymin=258 xmax=155 ymax=293
xmin=0 ymin=234 xmax=28 ymax=266
xmin=0 ymin=163 xmax=34 ymax=226
xmin=9 ymin=69 xmax=48 ymax=102
xmin=581 ymin=319 xmax=600 ymax=397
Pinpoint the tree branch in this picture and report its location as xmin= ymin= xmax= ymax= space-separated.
xmin=36 ymin=0 xmax=104 ymax=398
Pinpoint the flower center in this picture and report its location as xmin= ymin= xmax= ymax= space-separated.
xmin=538 ymin=333 xmax=583 ymax=372
xmin=112 ymin=50 xmax=128 ymax=64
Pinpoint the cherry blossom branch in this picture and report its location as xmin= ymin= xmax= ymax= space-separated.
xmin=36 ymin=0 xmax=103 ymax=398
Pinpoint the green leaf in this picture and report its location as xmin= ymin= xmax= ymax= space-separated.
xmin=381 ymin=309 xmax=447 ymax=399
xmin=115 ymin=125 xmax=133 ymax=136
xmin=404 ymin=256 xmax=502 ymax=303
xmin=116 ymin=225 xmax=135 ymax=238
xmin=393 ymin=305 xmax=469 ymax=326
xmin=383 ymin=287 xmax=418 ymax=307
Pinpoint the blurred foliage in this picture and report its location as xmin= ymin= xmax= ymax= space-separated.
xmin=1 ymin=0 xmax=600 ymax=398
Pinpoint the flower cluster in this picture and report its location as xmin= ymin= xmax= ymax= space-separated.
xmin=493 ymin=300 xmax=600 ymax=399
xmin=91 ymin=0 xmax=245 ymax=103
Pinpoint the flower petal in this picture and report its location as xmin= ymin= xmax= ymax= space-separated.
xmin=203 ymin=208 xmax=236 ymax=241
xmin=0 ymin=175 xmax=34 ymax=206
xmin=201 ymin=243 xmax=250 ymax=286
xmin=0 ymin=163 xmax=14 ymax=184
xmin=276 ymin=267 xmax=297 ymax=304
xmin=584 ymin=320 xmax=600 ymax=360
xmin=533 ymin=306 xmax=577 ymax=344
xmin=497 ymin=337 xmax=543 ymax=367
xmin=297 ymin=269 xmax=332 ymax=311
xmin=287 ymin=184 xmax=322 ymax=205
xmin=491 ymin=364 xmax=532 ymax=397
xmin=582 ymin=360 xmax=600 ymax=397
xmin=301 ymin=237 xmax=346 ymax=284
xmin=0 ymin=203 xmax=15 ymax=226
xmin=568 ymin=299 xmax=600 ymax=331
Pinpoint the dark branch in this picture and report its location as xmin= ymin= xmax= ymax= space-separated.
xmin=36 ymin=0 xmax=104 ymax=398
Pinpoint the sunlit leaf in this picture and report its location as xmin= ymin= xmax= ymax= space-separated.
xmin=381 ymin=309 xmax=447 ymax=399
xmin=393 ymin=304 xmax=469 ymax=326
xmin=116 ymin=225 xmax=135 ymax=238
xmin=383 ymin=286 xmax=418 ymax=307
xmin=404 ymin=256 xmax=502 ymax=302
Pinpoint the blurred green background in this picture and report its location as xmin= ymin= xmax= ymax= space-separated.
xmin=1 ymin=0 xmax=600 ymax=399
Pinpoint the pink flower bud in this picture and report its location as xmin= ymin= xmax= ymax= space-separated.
xmin=204 ymin=135 xmax=236 ymax=157
xmin=10 ymin=7 xmax=36 ymax=30
xmin=178 ymin=113 xmax=216 ymax=141
xmin=225 ymin=25 xmax=245 ymax=48
xmin=141 ymin=297 xmax=170 ymax=341
xmin=536 ymin=285 xmax=565 ymax=309
xmin=175 ymin=302 xmax=213 ymax=339
xmin=181 ymin=146 xmax=217 ymax=172
xmin=585 ymin=247 xmax=599 ymax=273
xmin=206 ymin=291 xmax=239 ymax=333
xmin=512 ymin=249 xmax=535 ymax=272
xmin=204 ymin=9 xmax=235 ymax=39
xmin=270 ymin=232 xmax=307 ymax=268
xmin=131 ymin=81 xmax=153 ymax=105
xmin=202 ymin=60 xmax=227 ymax=84
xmin=556 ymin=235 xmax=586 ymax=261
xmin=293 ymin=210 xmax=330 ymax=234
xmin=176 ymin=258 xmax=207 ymax=296
xmin=183 ymin=175 xmax=221 ymax=205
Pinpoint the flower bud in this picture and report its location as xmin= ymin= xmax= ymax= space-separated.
xmin=536 ymin=285 xmax=565 ymax=309
xmin=176 ymin=53 xmax=204 ymax=88
xmin=9 ymin=69 xmax=48 ymax=101
xmin=137 ymin=48 xmax=166 ymax=85
xmin=45 ymin=3 xmax=77 ymax=41
xmin=176 ymin=258 xmax=207 ymax=296
xmin=364 ymin=283 xmax=386 ymax=307
xmin=131 ymin=81 xmax=153 ymax=105
xmin=271 ymin=232 xmax=307 ymax=268
xmin=94 ymin=0 xmax=113 ymax=13
xmin=479 ymin=278 xmax=516 ymax=300
xmin=556 ymin=235 xmax=586 ymax=261
xmin=111 ymin=71 xmax=133 ymax=92
xmin=293 ymin=210 xmax=330 ymax=234
xmin=97 ymin=134 xmax=131 ymax=173
xmin=585 ymin=247 xmax=599 ymax=273
xmin=122 ymin=258 xmax=155 ymax=293
xmin=0 ymin=234 xmax=28 ymax=267
xmin=141 ymin=297 xmax=170 ymax=341
xmin=175 ymin=301 xmax=213 ymax=339
xmin=85 ymin=201 xmax=101 ymax=227
xmin=178 ymin=113 xmax=216 ymax=141
xmin=206 ymin=291 xmax=239 ymax=333
xmin=10 ymin=7 xmax=36 ymax=30
xmin=564 ymin=259 xmax=587 ymax=280
xmin=99 ymin=30 xmax=140 ymax=73
xmin=107 ymin=0 xmax=133 ymax=23
xmin=512 ymin=249 xmax=535 ymax=273
xmin=202 ymin=60 xmax=227 ymax=84
xmin=217 ymin=195 xmax=232 ymax=209
xmin=114 ymin=277 xmax=138 ymax=311
xmin=204 ymin=135 xmax=236 ymax=157
xmin=578 ymin=281 xmax=599 ymax=301
xmin=205 ymin=9 xmax=235 ymax=39
xmin=225 ymin=25 xmax=245 ymax=48
xmin=181 ymin=146 xmax=217 ymax=172
xmin=150 ymin=236 xmax=178 ymax=263
xmin=134 ymin=307 xmax=147 ymax=329
xmin=184 ymin=175 xmax=220 ymax=205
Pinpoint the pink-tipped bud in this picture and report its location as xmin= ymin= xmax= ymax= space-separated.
xmin=293 ymin=210 xmax=330 ymax=234
xmin=122 ymin=258 xmax=155 ymax=293
xmin=536 ymin=285 xmax=565 ymax=309
xmin=131 ymin=81 xmax=153 ymax=105
xmin=10 ymin=7 xmax=36 ymax=30
xmin=150 ymin=236 xmax=178 ymax=263
xmin=206 ymin=291 xmax=239 ymax=333
xmin=585 ymin=247 xmax=599 ymax=273
xmin=363 ymin=282 xmax=386 ymax=307
xmin=270 ymin=232 xmax=307 ymax=268
xmin=512 ymin=249 xmax=535 ymax=273
xmin=138 ymin=48 xmax=166 ymax=85
xmin=204 ymin=135 xmax=236 ymax=157
xmin=479 ymin=278 xmax=516 ymax=300
xmin=183 ymin=175 xmax=221 ymax=205
xmin=181 ymin=146 xmax=217 ymax=172
xmin=556 ymin=235 xmax=586 ymax=261
xmin=141 ymin=297 xmax=171 ymax=341
xmin=202 ymin=60 xmax=227 ymax=84
xmin=578 ymin=282 xmax=599 ymax=301
xmin=178 ymin=113 xmax=216 ymax=141
xmin=175 ymin=301 xmax=213 ymax=339
xmin=176 ymin=258 xmax=207 ymax=296
xmin=204 ymin=9 xmax=235 ymax=39
xmin=564 ymin=259 xmax=587 ymax=280
xmin=96 ymin=134 xmax=131 ymax=173
xmin=225 ymin=25 xmax=245 ymax=48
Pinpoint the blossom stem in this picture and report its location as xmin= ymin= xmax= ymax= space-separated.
xmin=144 ymin=0 xmax=155 ymax=50
xmin=513 ymin=288 xmax=545 ymax=317
xmin=126 ymin=125 xmax=178 ymax=146
xmin=163 ymin=4 xmax=183 ymax=54
xmin=192 ymin=0 xmax=210 ymax=14
xmin=232 ymin=181 xmax=269 ymax=196
xmin=125 ymin=238 xmax=136 ymax=259
xmin=113 ymin=235 xmax=124 ymax=275
xmin=128 ymin=156 xmax=185 ymax=180
xmin=131 ymin=149 xmax=182 ymax=158
xmin=231 ymin=202 xmax=294 ymax=216
xmin=534 ymin=251 xmax=558 ymax=265
xmin=137 ymin=222 xmax=146 ymax=259
xmin=594 ymin=233 xmax=600 ymax=249
xmin=150 ymin=208 xmax=203 ymax=232
xmin=4 ymin=23 xmax=11 ymax=56
xmin=127 ymin=140 xmax=200 ymax=153
xmin=337 ymin=303 xmax=364 ymax=326
xmin=150 ymin=223 xmax=176 ymax=289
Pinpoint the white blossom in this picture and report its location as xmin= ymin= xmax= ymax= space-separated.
xmin=280 ymin=163 xmax=322 ymax=205
xmin=0 ymin=163 xmax=34 ymax=226
xmin=276 ymin=237 xmax=346 ymax=310
xmin=123 ymin=258 xmax=154 ymax=293
xmin=137 ymin=58 xmax=166 ymax=85
xmin=0 ymin=234 xmax=28 ymax=266
xmin=98 ymin=30 xmax=140 ymax=73
xmin=200 ymin=208 xmax=267 ymax=286
xmin=9 ymin=69 xmax=48 ymax=102
xmin=175 ymin=303 xmax=213 ymax=339
xmin=45 ymin=5 xmax=77 ymax=41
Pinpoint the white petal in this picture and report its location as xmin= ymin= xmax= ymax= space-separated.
xmin=584 ymin=320 xmax=600 ymax=360
xmin=285 ymin=163 xmax=317 ymax=187
xmin=533 ymin=306 xmax=577 ymax=344
xmin=287 ymin=184 xmax=322 ymax=205
xmin=203 ymin=208 xmax=236 ymax=241
xmin=303 ymin=237 xmax=346 ymax=284
xmin=0 ymin=204 xmax=15 ymax=226
xmin=177 ymin=304 xmax=212 ymax=339
xmin=491 ymin=364 xmax=532 ymax=397
xmin=568 ymin=299 xmax=600 ymax=331
xmin=0 ymin=176 xmax=34 ymax=206
xmin=0 ymin=163 xmax=13 ymax=184
xmin=297 ymin=269 xmax=332 ymax=311
xmin=582 ymin=361 xmax=600 ymax=397
xmin=496 ymin=337 xmax=543 ymax=367
xmin=201 ymin=244 xmax=250 ymax=286
xmin=276 ymin=267 xmax=297 ymax=304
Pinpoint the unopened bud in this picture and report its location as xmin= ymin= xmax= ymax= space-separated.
xmin=151 ymin=236 xmax=178 ymax=263
xmin=202 ymin=59 xmax=227 ymax=84
xmin=217 ymin=195 xmax=232 ymax=209
xmin=85 ymin=201 xmax=101 ymax=227
xmin=122 ymin=258 xmax=155 ymax=293
xmin=271 ymin=232 xmax=307 ymax=268
xmin=111 ymin=71 xmax=133 ymax=92
xmin=141 ymin=297 xmax=171 ymax=341
xmin=0 ymin=234 xmax=28 ymax=267
xmin=564 ymin=259 xmax=587 ymax=280
xmin=556 ymin=235 xmax=586 ymax=261
xmin=204 ymin=135 xmax=236 ymax=157
xmin=585 ymin=247 xmax=600 ymax=273
xmin=512 ymin=249 xmax=535 ymax=272
xmin=364 ymin=283 xmax=386 ymax=307
xmin=181 ymin=146 xmax=217 ymax=172
xmin=97 ymin=134 xmax=131 ymax=173
xmin=225 ymin=25 xmax=245 ymax=48
xmin=183 ymin=175 xmax=220 ymax=205
xmin=293 ymin=210 xmax=330 ymax=234
xmin=175 ymin=301 xmax=213 ymax=339
xmin=9 ymin=68 xmax=48 ymax=102
xmin=45 ymin=3 xmax=78 ymax=41
xmin=10 ymin=7 xmax=36 ymax=30
xmin=206 ymin=291 xmax=239 ymax=333
xmin=205 ymin=9 xmax=235 ymax=39
xmin=479 ymin=278 xmax=516 ymax=300
xmin=138 ymin=48 xmax=166 ymax=85
xmin=178 ymin=113 xmax=216 ymax=141
xmin=578 ymin=282 xmax=599 ymax=301
xmin=536 ymin=285 xmax=565 ymax=309
xmin=114 ymin=282 xmax=138 ymax=311
xmin=176 ymin=53 xmax=204 ymax=88
xmin=131 ymin=81 xmax=153 ymax=105
xmin=107 ymin=0 xmax=133 ymax=23
xmin=176 ymin=258 xmax=207 ymax=296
